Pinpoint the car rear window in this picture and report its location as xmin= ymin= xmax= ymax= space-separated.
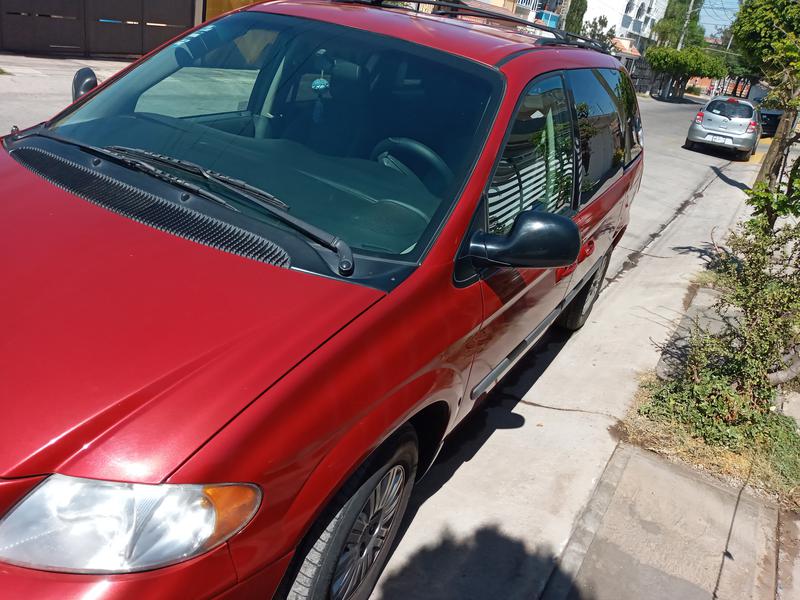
xmin=706 ymin=100 xmax=754 ymax=119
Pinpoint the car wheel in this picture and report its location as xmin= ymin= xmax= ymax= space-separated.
xmin=737 ymin=146 xmax=754 ymax=161
xmin=557 ymin=252 xmax=611 ymax=331
xmin=282 ymin=425 xmax=418 ymax=600
xmin=684 ymin=138 xmax=696 ymax=150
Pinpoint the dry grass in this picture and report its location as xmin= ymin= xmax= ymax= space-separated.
xmin=623 ymin=373 xmax=800 ymax=510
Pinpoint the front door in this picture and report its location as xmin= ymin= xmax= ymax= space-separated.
xmin=460 ymin=72 xmax=577 ymax=412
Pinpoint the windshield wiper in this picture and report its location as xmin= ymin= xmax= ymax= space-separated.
xmin=107 ymin=146 xmax=355 ymax=276
xmin=107 ymin=146 xmax=289 ymax=211
xmin=17 ymin=131 xmax=240 ymax=213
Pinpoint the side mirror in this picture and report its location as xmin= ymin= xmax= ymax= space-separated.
xmin=72 ymin=67 xmax=98 ymax=102
xmin=469 ymin=210 xmax=580 ymax=269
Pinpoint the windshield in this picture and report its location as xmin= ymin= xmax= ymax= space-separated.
xmin=47 ymin=11 xmax=501 ymax=262
xmin=706 ymin=100 xmax=754 ymax=120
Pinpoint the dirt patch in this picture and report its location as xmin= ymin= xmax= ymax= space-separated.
xmin=682 ymin=281 xmax=700 ymax=311
xmin=623 ymin=373 xmax=800 ymax=510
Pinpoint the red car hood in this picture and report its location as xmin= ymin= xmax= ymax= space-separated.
xmin=0 ymin=150 xmax=383 ymax=482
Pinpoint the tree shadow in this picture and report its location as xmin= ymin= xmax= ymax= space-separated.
xmin=649 ymin=91 xmax=704 ymax=105
xmin=376 ymin=525 xmax=594 ymax=600
xmin=710 ymin=165 xmax=751 ymax=192
xmin=671 ymin=242 xmax=724 ymax=268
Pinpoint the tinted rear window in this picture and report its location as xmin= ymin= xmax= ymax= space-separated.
xmin=564 ymin=68 xmax=625 ymax=204
xmin=706 ymin=100 xmax=754 ymax=119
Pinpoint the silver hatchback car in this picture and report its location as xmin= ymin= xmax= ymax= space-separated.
xmin=685 ymin=96 xmax=761 ymax=160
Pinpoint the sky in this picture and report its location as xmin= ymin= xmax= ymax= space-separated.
xmin=698 ymin=0 xmax=740 ymax=37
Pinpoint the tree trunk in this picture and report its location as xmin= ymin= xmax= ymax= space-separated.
xmin=679 ymin=78 xmax=688 ymax=98
xmin=756 ymin=109 xmax=799 ymax=188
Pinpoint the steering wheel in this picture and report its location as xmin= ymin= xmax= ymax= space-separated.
xmin=370 ymin=137 xmax=454 ymax=197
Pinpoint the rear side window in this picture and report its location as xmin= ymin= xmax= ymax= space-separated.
xmin=706 ymin=99 xmax=754 ymax=119
xmin=599 ymin=69 xmax=643 ymax=165
xmin=564 ymin=69 xmax=625 ymax=204
xmin=486 ymin=74 xmax=575 ymax=235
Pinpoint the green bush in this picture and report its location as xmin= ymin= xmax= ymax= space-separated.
xmin=640 ymin=219 xmax=800 ymax=495
xmin=686 ymin=85 xmax=702 ymax=95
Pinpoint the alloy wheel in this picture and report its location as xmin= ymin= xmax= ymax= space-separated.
xmin=330 ymin=465 xmax=406 ymax=600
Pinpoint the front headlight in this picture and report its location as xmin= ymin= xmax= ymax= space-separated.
xmin=0 ymin=474 xmax=261 ymax=573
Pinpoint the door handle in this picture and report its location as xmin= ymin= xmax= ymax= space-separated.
xmin=579 ymin=239 xmax=595 ymax=263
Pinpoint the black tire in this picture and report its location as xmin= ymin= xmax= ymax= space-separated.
xmin=557 ymin=252 xmax=611 ymax=331
xmin=280 ymin=425 xmax=418 ymax=600
xmin=737 ymin=145 xmax=754 ymax=161
xmin=684 ymin=138 xmax=696 ymax=150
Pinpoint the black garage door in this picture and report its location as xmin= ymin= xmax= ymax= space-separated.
xmin=0 ymin=0 xmax=194 ymax=56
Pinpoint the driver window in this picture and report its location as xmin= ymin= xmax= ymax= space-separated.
xmin=487 ymin=74 xmax=574 ymax=235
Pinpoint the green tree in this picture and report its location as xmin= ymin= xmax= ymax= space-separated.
xmin=654 ymin=0 xmax=705 ymax=48
xmin=581 ymin=15 xmax=616 ymax=48
xmin=646 ymin=46 xmax=727 ymax=98
xmin=733 ymin=0 xmax=800 ymax=189
xmin=563 ymin=0 xmax=587 ymax=34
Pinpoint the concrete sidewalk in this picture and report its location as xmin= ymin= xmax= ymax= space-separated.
xmin=544 ymin=445 xmax=778 ymax=600
xmin=0 ymin=53 xmax=130 ymax=133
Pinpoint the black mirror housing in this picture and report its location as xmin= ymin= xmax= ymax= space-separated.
xmin=469 ymin=210 xmax=581 ymax=269
xmin=72 ymin=67 xmax=98 ymax=103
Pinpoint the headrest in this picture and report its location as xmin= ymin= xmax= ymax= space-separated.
xmin=331 ymin=59 xmax=368 ymax=103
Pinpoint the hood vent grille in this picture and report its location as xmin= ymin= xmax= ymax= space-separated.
xmin=11 ymin=146 xmax=291 ymax=268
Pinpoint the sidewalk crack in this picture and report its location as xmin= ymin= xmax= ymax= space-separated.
xmin=518 ymin=398 xmax=617 ymax=420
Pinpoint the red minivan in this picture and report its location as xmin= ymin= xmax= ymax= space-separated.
xmin=0 ymin=1 xmax=643 ymax=598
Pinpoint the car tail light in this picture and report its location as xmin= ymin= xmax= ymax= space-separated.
xmin=747 ymin=121 xmax=757 ymax=133
xmin=695 ymin=112 xmax=704 ymax=124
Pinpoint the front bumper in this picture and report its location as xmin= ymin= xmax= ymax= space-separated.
xmin=687 ymin=122 xmax=758 ymax=151
xmin=0 ymin=548 xmax=293 ymax=600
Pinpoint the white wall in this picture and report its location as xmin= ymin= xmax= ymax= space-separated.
xmin=582 ymin=0 xmax=667 ymax=41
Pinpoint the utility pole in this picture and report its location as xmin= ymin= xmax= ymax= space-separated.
xmin=676 ymin=0 xmax=696 ymax=50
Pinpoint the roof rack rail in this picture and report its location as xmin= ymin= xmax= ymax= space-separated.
xmin=331 ymin=0 xmax=612 ymax=54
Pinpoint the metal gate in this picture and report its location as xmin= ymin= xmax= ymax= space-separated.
xmin=0 ymin=0 xmax=194 ymax=56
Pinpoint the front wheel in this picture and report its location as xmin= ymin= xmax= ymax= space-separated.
xmin=557 ymin=252 xmax=611 ymax=331
xmin=282 ymin=426 xmax=418 ymax=600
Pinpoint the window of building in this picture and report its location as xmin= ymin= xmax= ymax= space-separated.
xmin=486 ymin=74 xmax=574 ymax=235
xmin=564 ymin=69 xmax=625 ymax=204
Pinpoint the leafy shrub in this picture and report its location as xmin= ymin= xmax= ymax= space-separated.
xmin=641 ymin=220 xmax=800 ymax=468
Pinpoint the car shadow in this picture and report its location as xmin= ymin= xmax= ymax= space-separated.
xmin=376 ymin=524 xmax=594 ymax=600
xmin=406 ymin=328 xmax=571 ymax=511
xmin=380 ymin=328 xmax=573 ymax=594
xmin=682 ymin=140 xmax=744 ymax=163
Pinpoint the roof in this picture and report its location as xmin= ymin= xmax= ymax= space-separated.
xmin=611 ymin=37 xmax=641 ymax=59
xmin=247 ymin=0 xmax=607 ymax=66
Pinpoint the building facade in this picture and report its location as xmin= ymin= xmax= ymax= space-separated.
xmin=583 ymin=0 xmax=667 ymax=50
